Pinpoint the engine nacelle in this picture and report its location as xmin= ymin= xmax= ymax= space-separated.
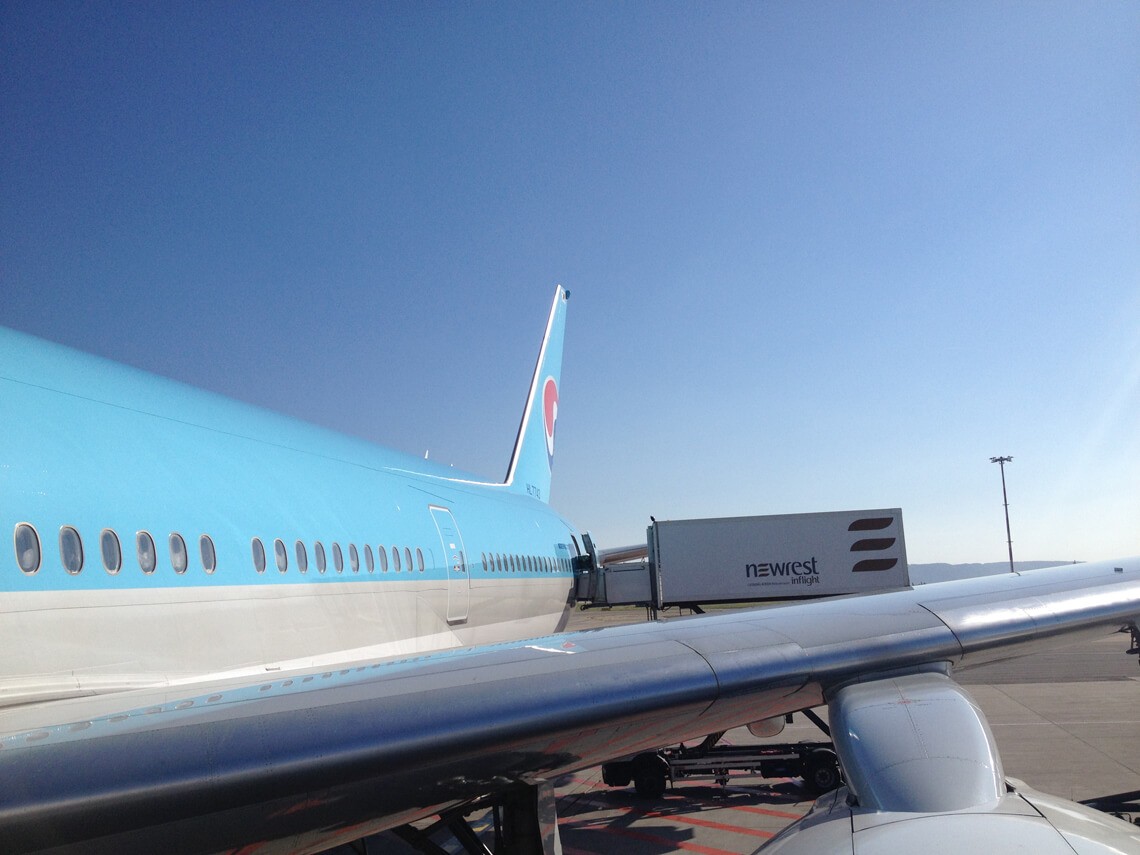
xmin=746 ymin=716 xmax=786 ymax=738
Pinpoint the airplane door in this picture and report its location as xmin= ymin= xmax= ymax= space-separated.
xmin=430 ymin=506 xmax=470 ymax=624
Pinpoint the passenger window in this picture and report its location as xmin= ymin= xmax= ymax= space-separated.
xmin=404 ymin=547 xmax=413 ymax=573
xmin=378 ymin=545 xmax=388 ymax=572
xmin=392 ymin=546 xmax=401 ymax=573
xmin=170 ymin=533 xmax=188 ymax=574
xmin=14 ymin=524 xmax=41 ymax=574
xmin=200 ymin=535 xmax=217 ymax=574
xmin=349 ymin=544 xmax=360 ymax=573
xmin=137 ymin=531 xmax=157 ymax=574
xmin=315 ymin=541 xmax=327 ymax=573
xmin=481 ymin=552 xmax=488 ymax=572
xmin=364 ymin=545 xmax=374 ymax=573
xmin=497 ymin=553 xmax=504 ymax=573
xmin=100 ymin=529 xmax=121 ymax=574
xmin=252 ymin=538 xmax=267 ymax=573
xmin=295 ymin=541 xmax=308 ymax=573
xmin=60 ymin=526 xmax=83 ymax=574
xmin=274 ymin=539 xmax=288 ymax=573
xmin=416 ymin=547 xmax=424 ymax=572
xmin=333 ymin=542 xmax=344 ymax=573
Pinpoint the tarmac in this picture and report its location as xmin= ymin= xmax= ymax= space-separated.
xmin=550 ymin=608 xmax=1140 ymax=855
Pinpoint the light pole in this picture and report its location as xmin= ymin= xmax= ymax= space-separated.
xmin=990 ymin=456 xmax=1014 ymax=573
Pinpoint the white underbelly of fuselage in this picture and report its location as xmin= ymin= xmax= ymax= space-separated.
xmin=0 ymin=576 xmax=573 ymax=710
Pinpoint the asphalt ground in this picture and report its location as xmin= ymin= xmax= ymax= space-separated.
xmin=547 ymin=607 xmax=1140 ymax=855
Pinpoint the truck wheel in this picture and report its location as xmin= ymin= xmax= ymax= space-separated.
xmin=634 ymin=768 xmax=667 ymax=799
xmin=602 ymin=762 xmax=632 ymax=788
xmin=804 ymin=749 xmax=841 ymax=795
xmin=632 ymin=753 xmax=669 ymax=799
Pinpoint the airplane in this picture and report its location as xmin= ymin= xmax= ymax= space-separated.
xmin=1 ymin=286 xmax=1139 ymax=854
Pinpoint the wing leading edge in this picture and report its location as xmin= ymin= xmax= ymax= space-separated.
xmin=1 ymin=557 xmax=1139 ymax=853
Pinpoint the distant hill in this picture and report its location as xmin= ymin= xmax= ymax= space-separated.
xmin=909 ymin=561 xmax=1079 ymax=585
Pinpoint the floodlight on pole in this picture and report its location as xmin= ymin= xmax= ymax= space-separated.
xmin=990 ymin=456 xmax=1014 ymax=573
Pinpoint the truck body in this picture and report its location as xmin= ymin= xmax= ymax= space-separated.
xmin=586 ymin=509 xmax=910 ymax=608
xmin=649 ymin=508 xmax=909 ymax=607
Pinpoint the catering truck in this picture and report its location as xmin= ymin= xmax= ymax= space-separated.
xmin=583 ymin=509 xmax=910 ymax=610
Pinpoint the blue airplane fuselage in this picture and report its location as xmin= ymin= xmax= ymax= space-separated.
xmin=0 ymin=291 xmax=579 ymax=705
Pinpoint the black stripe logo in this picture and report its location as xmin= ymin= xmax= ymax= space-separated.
xmin=848 ymin=517 xmax=894 ymax=532
xmin=853 ymin=558 xmax=898 ymax=573
xmin=849 ymin=517 xmax=897 ymax=572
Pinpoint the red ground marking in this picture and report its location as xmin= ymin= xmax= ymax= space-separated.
xmin=565 ymin=796 xmax=776 ymax=841
xmin=561 ymin=778 xmax=615 ymax=792
xmin=585 ymin=825 xmax=743 ymax=855
xmin=651 ymin=812 xmax=775 ymax=839
xmin=712 ymin=802 xmax=803 ymax=821
xmin=684 ymin=793 xmax=805 ymax=821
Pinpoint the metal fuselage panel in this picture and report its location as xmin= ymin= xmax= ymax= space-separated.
xmin=0 ymin=327 xmax=577 ymax=704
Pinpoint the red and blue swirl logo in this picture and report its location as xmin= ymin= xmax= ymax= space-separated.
xmin=542 ymin=377 xmax=558 ymax=470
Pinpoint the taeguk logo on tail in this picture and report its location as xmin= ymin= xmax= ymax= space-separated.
xmin=542 ymin=377 xmax=558 ymax=470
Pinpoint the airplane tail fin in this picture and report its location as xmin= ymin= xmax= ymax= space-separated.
xmin=504 ymin=286 xmax=569 ymax=503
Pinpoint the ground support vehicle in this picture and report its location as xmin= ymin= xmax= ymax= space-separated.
xmin=601 ymin=730 xmax=842 ymax=799
xmin=579 ymin=509 xmax=910 ymax=613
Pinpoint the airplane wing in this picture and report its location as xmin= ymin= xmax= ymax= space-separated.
xmin=2 ymin=557 xmax=1139 ymax=853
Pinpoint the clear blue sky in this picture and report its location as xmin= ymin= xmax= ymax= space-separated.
xmin=3 ymin=2 xmax=1138 ymax=563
